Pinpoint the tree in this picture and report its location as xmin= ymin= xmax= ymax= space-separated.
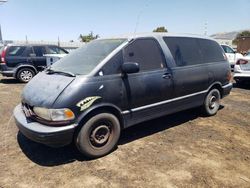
xmin=233 ymin=30 xmax=250 ymax=45
xmin=79 ymin=31 xmax=99 ymax=42
xmin=153 ymin=26 xmax=168 ymax=32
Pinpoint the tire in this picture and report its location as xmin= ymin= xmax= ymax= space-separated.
xmin=17 ymin=68 xmax=35 ymax=83
xmin=202 ymin=89 xmax=221 ymax=116
xmin=75 ymin=113 xmax=121 ymax=159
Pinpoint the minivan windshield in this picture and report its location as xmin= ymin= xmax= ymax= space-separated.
xmin=50 ymin=39 xmax=126 ymax=75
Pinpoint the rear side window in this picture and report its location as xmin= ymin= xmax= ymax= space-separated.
xmin=22 ymin=46 xmax=33 ymax=57
xmin=163 ymin=37 xmax=202 ymax=66
xmin=198 ymin=39 xmax=225 ymax=63
xmin=164 ymin=37 xmax=225 ymax=66
xmin=7 ymin=46 xmax=26 ymax=56
xmin=124 ymin=38 xmax=165 ymax=71
xmin=33 ymin=46 xmax=46 ymax=57
xmin=47 ymin=46 xmax=67 ymax=54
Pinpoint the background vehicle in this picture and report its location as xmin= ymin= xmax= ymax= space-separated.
xmin=221 ymin=44 xmax=243 ymax=69
xmin=0 ymin=44 xmax=68 ymax=82
xmin=234 ymin=54 xmax=250 ymax=84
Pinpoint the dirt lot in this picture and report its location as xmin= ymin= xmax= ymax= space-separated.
xmin=0 ymin=75 xmax=249 ymax=188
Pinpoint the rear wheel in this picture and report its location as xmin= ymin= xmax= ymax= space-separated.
xmin=17 ymin=68 xmax=35 ymax=83
xmin=75 ymin=113 xmax=121 ymax=159
xmin=202 ymin=89 xmax=221 ymax=116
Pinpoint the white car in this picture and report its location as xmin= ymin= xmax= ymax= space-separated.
xmin=221 ymin=44 xmax=243 ymax=69
xmin=234 ymin=53 xmax=250 ymax=84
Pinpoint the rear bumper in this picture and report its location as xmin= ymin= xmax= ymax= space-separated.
xmin=14 ymin=104 xmax=77 ymax=147
xmin=222 ymin=83 xmax=233 ymax=98
xmin=0 ymin=64 xmax=15 ymax=77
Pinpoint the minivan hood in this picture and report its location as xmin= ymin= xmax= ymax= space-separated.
xmin=22 ymin=72 xmax=75 ymax=108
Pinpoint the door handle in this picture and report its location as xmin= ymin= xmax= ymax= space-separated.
xmin=162 ymin=72 xmax=172 ymax=79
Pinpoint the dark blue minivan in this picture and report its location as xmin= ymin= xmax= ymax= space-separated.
xmin=14 ymin=33 xmax=232 ymax=158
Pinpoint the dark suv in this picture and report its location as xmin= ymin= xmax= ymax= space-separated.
xmin=0 ymin=44 xmax=68 ymax=82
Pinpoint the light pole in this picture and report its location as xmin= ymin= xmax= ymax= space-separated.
xmin=0 ymin=0 xmax=7 ymax=44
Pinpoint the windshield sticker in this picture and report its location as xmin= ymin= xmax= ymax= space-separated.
xmin=76 ymin=96 xmax=101 ymax=111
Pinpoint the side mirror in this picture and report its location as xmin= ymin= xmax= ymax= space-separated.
xmin=122 ymin=62 xmax=139 ymax=74
xmin=29 ymin=53 xmax=36 ymax=57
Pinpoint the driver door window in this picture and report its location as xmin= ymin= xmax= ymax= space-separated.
xmin=124 ymin=38 xmax=165 ymax=71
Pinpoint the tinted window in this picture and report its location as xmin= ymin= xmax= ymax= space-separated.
xmin=124 ymin=38 xmax=165 ymax=71
xmin=51 ymin=39 xmax=125 ymax=75
xmin=33 ymin=46 xmax=46 ymax=57
xmin=47 ymin=46 xmax=67 ymax=54
xmin=7 ymin=46 xmax=26 ymax=56
xmin=198 ymin=39 xmax=225 ymax=63
xmin=102 ymin=51 xmax=123 ymax=75
xmin=22 ymin=46 xmax=33 ymax=57
xmin=221 ymin=45 xmax=234 ymax=53
xmin=163 ymin=37 xmax=203 ymax=66
xmin=164 ymin=37 xmax=225 ymax=66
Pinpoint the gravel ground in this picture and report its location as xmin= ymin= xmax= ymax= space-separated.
xmin=0 ymin=75 xmax=249 ymax=188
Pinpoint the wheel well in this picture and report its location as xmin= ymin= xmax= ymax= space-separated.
xmin=15 ymin=66 xmax=37 ymax=78
xmin=209 ymin=84 xmax=223 ymax=98
xmin=77 ymin=106 xmax=124 ymax=130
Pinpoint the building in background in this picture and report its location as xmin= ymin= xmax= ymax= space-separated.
xmin=210 ymin=31 xmax=238 ymax=49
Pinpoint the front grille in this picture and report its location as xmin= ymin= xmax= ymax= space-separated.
xmin=21 ymin=103 xmax=35 ymax=118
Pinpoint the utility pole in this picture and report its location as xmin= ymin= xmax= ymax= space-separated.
xmin=0 ymin=25 xmax=3 ymax=44
xmin=0 ymin=0 xmax=7 ymax=44
xmin=204 ymin=21 xmax=208 ymax=36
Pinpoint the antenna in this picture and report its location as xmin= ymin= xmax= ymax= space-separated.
xmin=134 ymin=0 xmax=151 ymax=33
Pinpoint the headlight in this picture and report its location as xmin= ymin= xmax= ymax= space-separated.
xmin=33 ymin=107 xmax=75 ymax=121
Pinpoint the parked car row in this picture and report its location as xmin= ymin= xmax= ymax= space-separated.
xmin=234 ymin=53 xmax=250 ymax=84
xmin=221 ymin=44 xmax=243 ymax=69
xmin=0 ymin=44 xmax=68 ymax=82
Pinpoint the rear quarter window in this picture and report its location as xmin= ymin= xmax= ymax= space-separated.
xmin=6 ymin=46 xmax=26 ymax=56
xmin=198 ymin=39 xmax=225 ymax=63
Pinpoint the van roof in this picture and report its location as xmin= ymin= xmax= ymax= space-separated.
xmin=102 ymin=32 xmax=214 ymax=41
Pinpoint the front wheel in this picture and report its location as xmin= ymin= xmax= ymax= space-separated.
xmin=202 ymin=89 xmax=221 ymax=116
xmin=75 ymin=113 xmax=121 ymax=159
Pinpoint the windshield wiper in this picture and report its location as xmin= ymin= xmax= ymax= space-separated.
xmin=45 ymin=68 xmax=76 ymax=77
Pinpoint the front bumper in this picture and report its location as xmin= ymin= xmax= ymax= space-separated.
xmin=222 ymin=83 xmax=233 ymax=98
xmin=14 ymin=104 xmax=77 ymax=147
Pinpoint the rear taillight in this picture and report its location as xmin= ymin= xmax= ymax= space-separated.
xmin=1 ymin=46 xmax=7 ymax=64
xmin=236 ymin=59 xmax=248 ymax=65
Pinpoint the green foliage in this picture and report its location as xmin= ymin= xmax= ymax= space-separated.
xmin=153 ymin=26 xmax=168 ymax=32
xmin=79 ymin=31 xmax=99 ymax=43
xmin=233 ymin=30 xmax=250 ymax=45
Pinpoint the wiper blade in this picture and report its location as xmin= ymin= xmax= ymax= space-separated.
xmin=45 ymin=69 xmax=75 ymax=77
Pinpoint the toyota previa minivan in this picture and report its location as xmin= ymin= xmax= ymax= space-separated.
xmin=14 ymin=33 xmax=232 ymax=158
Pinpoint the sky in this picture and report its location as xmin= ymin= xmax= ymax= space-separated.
xmin=0 ymin=0 xmax=249 ymax=42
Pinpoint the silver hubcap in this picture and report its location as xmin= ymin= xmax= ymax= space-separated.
xmin=90 ymin=125 xmax=111 ymax=146
xmin=20 ymin=70 xmax=33 ymax=82
xmin=209 ymin=95 xmax=217 ymax=109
